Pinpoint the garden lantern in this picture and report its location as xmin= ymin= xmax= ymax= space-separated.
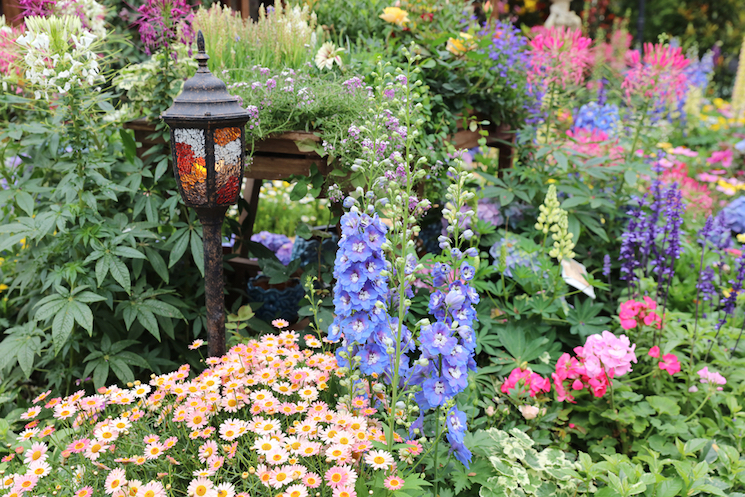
xmin=162 ymin=30 xmax=250 ymax=358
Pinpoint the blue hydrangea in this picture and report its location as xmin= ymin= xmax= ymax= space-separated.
xmin=723 ymin=196 xmax=745 ymax=234
xmin=573 ymin=102 xmax=620 ymax=136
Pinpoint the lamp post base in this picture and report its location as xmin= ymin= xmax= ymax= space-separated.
xmin=196 ymin=207 xmax=229 ymax=358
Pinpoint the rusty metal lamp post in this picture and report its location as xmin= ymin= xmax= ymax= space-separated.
xmin=162 ymin=31 xmax=250 ymax=358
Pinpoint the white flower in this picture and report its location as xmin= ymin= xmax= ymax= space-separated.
xmin=314 ymin=42 xmax=344 ymax=70
xmin=519 ymin=405 xmax=540 ymax=420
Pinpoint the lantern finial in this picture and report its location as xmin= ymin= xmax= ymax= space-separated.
xmin=195 ymin=30 xmax=209 ymax=72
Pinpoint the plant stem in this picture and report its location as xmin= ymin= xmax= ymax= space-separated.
xmin=683 ymin=394 xmax=711 ymax=423
xmin=687 ymin=245 xmax=706 ymax=385
xmin=544 ymin=82 xmax=556 ymax=145
xmin=627 ymin=100 xmax=649 ymax=163
xmin=732 ymin=319 xmax=745 ymax=358
xmin=433 ymin=406 xmax=441 ymax=497
xmin=624 ymin=368 xmax=657 ymax=383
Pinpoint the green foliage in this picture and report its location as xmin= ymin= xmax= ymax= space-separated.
xmin=0 ymin=43 xmax=218 ymax=396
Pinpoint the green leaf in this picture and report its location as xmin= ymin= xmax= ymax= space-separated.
xmin=75 ymin=291 xmax=106 ymax=304
xmin=107 ymin=255 xmax=131 ymax=293
xmin=190 ymin=230 xmax=204 ymax=276
xmin=112 ymin=246 xmax=147 ymax=259
xmin=141 ymin=299 xmax=183 ymax=319
xmin=35 ymin=298 xmax=66 ymax=322
xmin=624 ymin=169 xmax=639 ymax=187
xmin=119 ymin=129 xmax=137 ymax=163
xmin=16 ymin=190 xmax=34 ymax=216
xmin=169 ymin=230 xmax=190 ymax=267
xmin=137 ymin=307 xmax=160 ymax=341
xmin=290 ymin=178 xmax=309 ymax=201
xmin=93 ymin=361 xmax=109 ymax=389
xmin=145 ymin=247 xmax=169 ymax=284
xmin=109 ymin=358 xmax=135 ymax=384
xmin=553 ymin=151 xmax=568 ymax=171
xmin=154 ymin=157 xmax=169 ymax=182
xmin=647 ymin=396 xmax=681 ymax=417
xmin=95 ymin=256 xmax=110 ymax=288
xmin=69 ymin=301 xmax=94 ymax=334
xmin=656 ymin=478 xmax=683 ymax=497
xmin=52 ymin=303 xmax=76 ymax=354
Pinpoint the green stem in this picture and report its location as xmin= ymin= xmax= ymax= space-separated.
xmin=433 ymin=406 xmax=441 ymax=497
xmin=684 ymin=394 xmax=711 ymax=423
xmin=544 ymin=82 xmax=556 ymax=143
xmin=627 ymin=100 xmax=649 ymax=163
xmin=624 ymin=368 xmax=657 ymax=383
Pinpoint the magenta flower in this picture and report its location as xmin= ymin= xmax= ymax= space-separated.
xmin=618 ymin=297 xmax=661 ymax=330
xmin=707 ymin=149 xmax=733 ymax=169
xmin=500 ymin=368 xmax=551 ymax=397
xmin=621 ymin=43 xmax=691 ymax=106
xmin=135 ymin=0 xmax=195 ymax=55
xmin=527 ymin=27 xmax=593 ymax=91
xmin=648 ymin=346 xmax=660 ymax=358
xmin=658 ymin=354 xmax=680 ymax=376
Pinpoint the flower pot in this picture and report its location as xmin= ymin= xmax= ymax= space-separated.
xmin=246 ymin=276 xmax=305 ymax=322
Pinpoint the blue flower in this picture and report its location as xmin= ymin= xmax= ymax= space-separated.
xmin=420 ymin=322 xmax=457 ymax=358
xmin=573 ymin=102 xmax=620 ymax=136
xmin=342 ymin=314 xmax=374 ymax=343
xmin=358 ymin=342 xmax=390 ymax=376
xmin=421 ymin=377 xmax=452 ymax=408
xmin=723 ymin=196 xmax=745 ymax=234
xmin=460 ymin=261 xmax=475 ymax=281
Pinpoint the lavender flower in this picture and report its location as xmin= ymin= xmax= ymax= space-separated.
xmin=603 ymin=254 xmax=611 ymax=280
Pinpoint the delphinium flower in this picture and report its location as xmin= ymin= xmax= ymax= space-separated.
xmin=16 ymin=15 xmax=104 ymax=101
xmin=527 ymin=27 xmax=592 ymax=92
xmin=410 ymin=164 xmax=479 ymax=467
xmin=135 ymin=0 xmax=195 ymax=56
xmin=713 ymin=254 xmax=745 ymax=336
xmin=622 ymin=42 xmax=691 ymax=109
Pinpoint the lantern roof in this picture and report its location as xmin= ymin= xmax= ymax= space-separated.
xmin=162 ymin=31 xmax=249 ymax=125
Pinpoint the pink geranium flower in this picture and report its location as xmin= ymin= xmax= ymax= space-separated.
xmin=501 ymin=368 xmax=551 ymax=397
xmin=659 ymin=354 xmax=681 ymax=375
xmin=648 ymin=346 xmax=660 ymax=358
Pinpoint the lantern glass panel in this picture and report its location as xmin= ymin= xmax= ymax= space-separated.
xmin=174 ymin=127 xmax=208 ymax=205
xmin=213 ymin=126 xmax=243 ymax=205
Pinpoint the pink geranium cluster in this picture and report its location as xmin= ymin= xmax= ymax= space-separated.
xmin=528 ymin=27 xmax=593 ymax=91
xmin=501 ymin=367 xmax=551 ymax=397
xmin=552 ymin=331 xmax=637 ymax=403
xmin=621 ymin=43 xmax=691 ymax=106
xmin=619 ymin=296 xmax=662 ymax=330
xmin=648 ymin=346 xmax=681 ymax=375
xmin=697 ymin=367 xmax=727 ymax=389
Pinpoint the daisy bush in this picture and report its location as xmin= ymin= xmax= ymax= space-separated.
xmin=0 ymin=329 xmax=432 ymax=497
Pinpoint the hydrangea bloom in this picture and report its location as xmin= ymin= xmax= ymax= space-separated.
xmin=573 ymin=102 xmax=620 ymax=136
xmin=722 ymin=196 xmax=745 ymax=233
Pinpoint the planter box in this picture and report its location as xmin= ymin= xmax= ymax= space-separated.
xmin=246 ymin=131 xmax=329 ymax=180
xmin=451 ymin=119 xmax=516 ymax=170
